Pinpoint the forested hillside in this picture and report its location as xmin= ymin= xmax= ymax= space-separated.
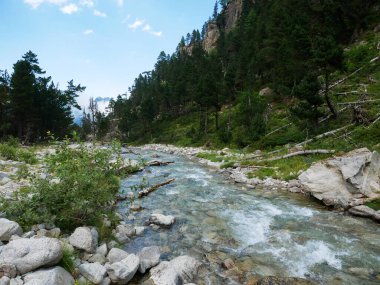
xmin=103 ymin=0 xmax=380 ymax=150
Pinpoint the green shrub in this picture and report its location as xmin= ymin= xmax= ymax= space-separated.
xmin=0 ymin=142 xmax=37 ymax=164
xmin=1 ymin=142 xmax=122 ymax=232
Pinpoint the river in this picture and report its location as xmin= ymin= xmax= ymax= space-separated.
xmin=119 ymin=149 xmax=380 ymax=285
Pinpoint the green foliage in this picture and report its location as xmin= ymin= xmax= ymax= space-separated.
xmin=1 ymin=142 xmax=123 ymax=232
xmin=58 ymin=245 xmax=77 ymax=275
xmin=365 ymin=199 xmax=380 ymax=211
xmin=0 ymin=141 xmax=37 ymax=164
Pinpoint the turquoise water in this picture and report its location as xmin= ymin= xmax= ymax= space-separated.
xmin=119 ymin=150 xmax=380 ymax=285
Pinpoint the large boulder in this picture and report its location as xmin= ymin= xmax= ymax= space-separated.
xmin=105 ymin=254 xmax=140 ymax=284
xmin=23 ymin=266 xmax=74 ymax=285
xmin=138 ymin=246 xmax=161 ymax=274
xmin=69 ymin=227 xmax=98 ymax=253
xmin=78 ymin=262 xmax=106 ymax=285
xmin=147 ymin=255 xmax=201 ymax=285
xmin=299 ymin=148 xmax=380 ymax=208
xmin=0 ymin=219 xmax=23 ymax=242
xmin=148 ymin=214 xmax=175 ymax=227
xmin=0 ymin=238 xmax=62 ymax=275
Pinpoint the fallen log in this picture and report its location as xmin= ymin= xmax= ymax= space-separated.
xmin=147 ymin=160 xmax=175 ymax=167
xmin=138 ymin=178 xmax=176 ymax=198
xmin=295 ymin=124 xmax=354 ymax=147
xmin=261 ymin=150 xmax=335 ymax=162
xmin=337 ymin=99 xmax=380 ymax=106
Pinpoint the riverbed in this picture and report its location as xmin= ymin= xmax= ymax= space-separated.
xmin=119 ymin=149 xmax=380 ymax=285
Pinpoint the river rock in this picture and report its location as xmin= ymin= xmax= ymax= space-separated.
xmin=96 ymin=244 xmax=108 ymax=256
xmin=0 ymin=219 xmax=23 ymax=242
xmin=107 ymin=248 xmax=129 ymax=264
xmin=299 ymin=148 xmax=380 ymax=208
xmin=0 ymin=276 xmax=10 ymax=285
xmin=0 ymin=238 xmax=62 ymax=274
xmin=146 ymin=261 xmax=179 ymax=285
xmin=170 ymin=256 xmax=201 ymax=283
xmin=348 ymin=205 xmax=380 ymax=221
xmin=138 ymin=246 xmax=161 ymax=273
xmin=23 ymin=266 xmax=74 ymax=285
xmin=0 ymin=264 xmax=17 ymax=279
xmin=9 ymin=277 xmax=23 ymax=285
xmin=105 ymin=254 xmax=140 ymax=284
xmin=88 ymin=253 xmax=106 ymax=264
xmin=78 ymin=262 xmax=106 ymax=284
xmin=69 ymin=227 xmax=98 ymax=253
xmin=256 ymin=276 xmax=318 ymax=285
xmin=149 ymin=214 xmax=175 ymax=227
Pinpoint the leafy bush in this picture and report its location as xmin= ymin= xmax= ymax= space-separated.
xmin=1 ymin=142 xmax=123 ymax=232
xmin=0 ymin=140 xmax=37 ymax=164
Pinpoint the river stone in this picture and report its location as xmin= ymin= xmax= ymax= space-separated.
xmin=105 ymin=254 xmax=140 ymax=284
xmin=170 ymin=256 xmax=201 ymax=283
xmin=88 ymin=253 xmax=106 ymax=264
xmin=96 ymin=244 xmax=108 ymax=256
xmin=23 ymin=266 xmax=74 ymax=285
xmin=107 ymin=248 xmax=129 ymax=264
xmin=0 ymin=277 xmax=10 ymax=285
xmin=348 ymin=205 xmax=380 ymax=221
xmin=256 ymin=276 xmax=318 ymax=285
xmin=138 ymin=246 xmax=161 ymax=273
xmin=9 ymin=277 xmax=23 ymax=285
xmin=299 ymin=148 xmax=380 ymax=208
xmin=149 ymin=214 xmax=175 ymax=227
xmin=147 ymin=261 xmax=180 ymax=285
xmin=0 ymin=238 xmax=62 ymax=274
xmin=0 ymin=219 xmax=23 ymax=242
xmin=78 ymin=262 xmax=106 ymax=284
xmin=69 ymin=227 xmax=98 ymax=253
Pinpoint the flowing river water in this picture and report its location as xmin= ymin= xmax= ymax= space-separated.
xmin=119 ymin=149 xmax=380 ymax=285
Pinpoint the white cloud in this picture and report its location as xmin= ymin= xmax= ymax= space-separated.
xmin=60 ymin=3 xmax=79 ymax=14
xmin=150 ymin=31 xmax=163 ymax=37
xmin=142 ymin=24 xmax=151 ymax=32
xmin=128 ymin=19 xmax=144 ymax=31
xmin=116 ymin=0 xmax=124 ymax=7
xmin=80 ymin=0 xmax=94 ymax=7
xmin=83 ymin=29 xmax=94 ymax=35
xmin=24 ymin=0 xmax=68 ymax=9
xmin=93 ymin=9 xmax=107 ymax=17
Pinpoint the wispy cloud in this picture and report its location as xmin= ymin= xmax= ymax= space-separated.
xmin=93 ymin=9 xmax=107 ymax=17
xmin=24 ymin=0 xmax=68 ymax=9
xmin=61 ymin=3 xmax=79 ymax=14
xmin=128 ymin=19 xmax=144 ymax=31
xmin=121 ymin=14 xmax=131 ymax=24
xmin=80 ymin=0 xmax=94 ymax=7
xmin=83 ymin=29 xmax=94 ymax=35
xmin=116 ymin=0 xmax=124 ymax=7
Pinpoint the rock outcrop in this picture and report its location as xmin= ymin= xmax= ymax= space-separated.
xmin=299 ymin=148 xmax=380 ymax=209
xmin=203 ymin=22 xmax=220 ymax=53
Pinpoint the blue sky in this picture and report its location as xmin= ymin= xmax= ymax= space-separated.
xmin=0 ymin=0 xmax=216 ymax=109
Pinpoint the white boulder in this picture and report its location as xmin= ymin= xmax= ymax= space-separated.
xmin=23 ymin=266 xmax=74 ymax=285
xmin=0 ymin=219 xmax=23 ymax=242
xmin=69 ymin=227 xmax=98 ymax=253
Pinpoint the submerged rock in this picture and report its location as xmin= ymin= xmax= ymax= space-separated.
xmin=299 ymin=148 xmax=380 ymax=208
xmin=148 ymin=214 xmax=175 ymax=227
xmin=0 ymin=238 xmax=62 ymax=275
xmin=255 ymin=276 xmax=318 ymax=285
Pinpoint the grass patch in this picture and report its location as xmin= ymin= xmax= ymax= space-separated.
xmin=220 ymin=161 xmax=236 ymax=169
xmin=196 ymin=152 xmax=225 ymax=162
xmin=365 ymin=199 xmax=380 ymax=211
xmin=0 ymin=142 xmax=37 ymax=164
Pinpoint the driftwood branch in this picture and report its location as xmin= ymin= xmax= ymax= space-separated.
xmin=264 ymin=123 xmax=292 ymax=137
xmin=295 ymin=124 xmax=354 ymax=147
xmin=319 ymin=106 xmax=349 ymax=123
xmin=138 ymin=179 xmax=176 ymax=198
xmin=147 ymin=160 xmax=175 ymax=167
xmin=261 ymin=150 xmax=335 ymax=162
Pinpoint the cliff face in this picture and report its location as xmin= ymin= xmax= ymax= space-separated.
xmin=224 ymin=0 xmax=244 ymax=32
xmin=203 ymin=22 xmax=220 ymax=53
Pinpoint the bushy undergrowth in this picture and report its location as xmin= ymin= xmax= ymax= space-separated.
xmin=0 ymin=139 xmax=37 ymax=164
xmin=1 ymin=141 xmax=123 ymax=232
